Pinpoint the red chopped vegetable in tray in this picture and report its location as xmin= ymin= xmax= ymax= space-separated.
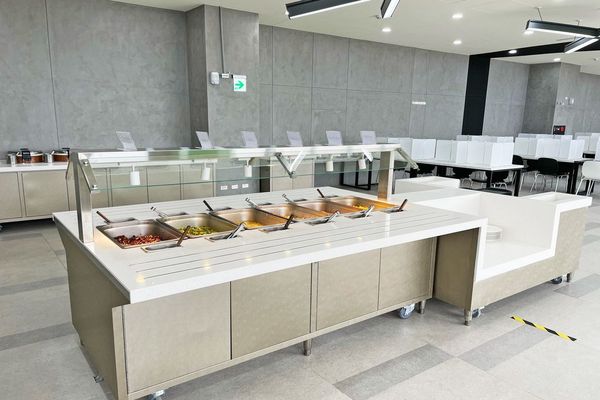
xmin=114 ymin=234 xmax=162 ymax=246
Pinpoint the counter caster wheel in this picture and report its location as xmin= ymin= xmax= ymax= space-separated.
xmin=147 ymin=390 xmax=165 ymax=400
xmin=398 ymin=304 xmax=415 ymax=319
xmin=472 ymin=308 xmax=482 ymax=319
xmin=551 ymin=276 xmax=563 ymax=285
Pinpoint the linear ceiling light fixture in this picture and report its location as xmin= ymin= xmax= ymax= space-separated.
xmin=286 ymin=0 xmax=371 ymax=19
xmin=525 ymin=20 xmax=599 ymax=38
xmin=565 ymin=36 xmax=600 ymax=53
xmin=380 ymin=0 xmax=400 ymax=19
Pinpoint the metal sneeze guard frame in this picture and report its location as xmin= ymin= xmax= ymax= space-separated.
xmin=67 ymin=144 xmax=416 ymax=243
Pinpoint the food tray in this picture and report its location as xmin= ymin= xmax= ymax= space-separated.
xmin=293 ymin=199 xmax=359 ymax=214
xmin=326 ymin=196 xmax=399 ymax=211
xmin=257 ymin=203 xmax=328 ymax=221
xmin=157 ymin=213 xmax=237 ymax=238
xmin=210 ymin=208 xmax=288 ymax=229
xmin=97 ymin=220 xmax=180 ymax=249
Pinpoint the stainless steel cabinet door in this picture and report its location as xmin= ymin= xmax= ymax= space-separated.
xmin=22 ymin=171 xmax=69 ymax=217
xmin=379 ymin=239 xmax=435 ymax=309
xmin=231 ymin=265 xmax=311 ymax=358
xmin=317 ymin=249 xmax=381 ymax=330
xmin=122 ymin=284 xmax=231 ymax=393
xmin=0 ymin=173 xmax=22 ymax=219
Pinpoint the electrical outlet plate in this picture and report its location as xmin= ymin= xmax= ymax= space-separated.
xmin=210 ymin=72 xmax=220 ymax=85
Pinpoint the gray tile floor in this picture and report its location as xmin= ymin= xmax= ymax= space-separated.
xmin=2 ymin=191 xmax=600 ymax=400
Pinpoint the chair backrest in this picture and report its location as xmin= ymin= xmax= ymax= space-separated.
xmin=485 ymin=170 xmax=509 ymax=182
xmin=537 ymin=157 xmax=559 ymax=175
xmin=582 ymin=161 xmax=600 ymax=180
xmin=512 ymin=155 xmax=524 ymax=165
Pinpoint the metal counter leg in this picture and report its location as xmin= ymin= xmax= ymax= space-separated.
xmin=147 ymin=390 xmax=165 ymax=400
xmin=303 ymin=339 xmax=312 ymax=356
xmin=418 ymin=300 xmax=426 ymax=314
xmin=464 ymin=309 xmax=472 ymax=326
xmin=567 ymin=272 xmax=574 ymax=283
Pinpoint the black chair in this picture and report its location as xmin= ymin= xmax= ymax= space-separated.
xmin=416 ymin=163 xmax=435 ymax=176
xmin=450 ymin=167 xmax=474 ymax=187
xmin=531 ymin=158 xmax=569 ymax=192
xmin=472 ymin=170 xmax=510 ymax=189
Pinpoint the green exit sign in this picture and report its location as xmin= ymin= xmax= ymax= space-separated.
xmin=233 ymin=75 xmax=246 ymax=92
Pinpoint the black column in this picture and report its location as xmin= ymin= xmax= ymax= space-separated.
xmin=461 ymin=55 xmax=490 ymax=136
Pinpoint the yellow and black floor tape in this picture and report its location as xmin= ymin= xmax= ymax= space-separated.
xmin=511 ymin=316 xmax=577 ymax=342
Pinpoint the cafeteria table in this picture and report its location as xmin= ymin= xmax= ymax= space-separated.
xmin=519 ymin=156 xmax=586 ymax=195
xmin=409 ymin=160 xmax=524 ymax=196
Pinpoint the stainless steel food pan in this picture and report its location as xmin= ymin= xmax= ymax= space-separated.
xmin=157 ymin=214 xmax=237 ymax=238
xmin=292 ymin=199 xmax=358 ymax=214
xmin=326 ymin=196 xmax=398 ymax=211
xmin=97 ymin=220 xmax=180 ymax=249
xmin=210 ymin=208 xmax=288 ymax=229
xmin=257 ymin=204 xmax=328 ymax=221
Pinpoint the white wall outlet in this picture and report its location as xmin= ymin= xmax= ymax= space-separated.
xmin=231 ymin=184 xmax=239 ymax=190
xmin=210 ymin=72 xmax=220 ymax=85
xmin=242 ymin=183 xmax=249 ymax=189
xmin=220 ymin=185 xmax=228 ymax=191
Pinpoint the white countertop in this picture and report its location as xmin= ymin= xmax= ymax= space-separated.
xmin=0 ymin=162 xmax=69 ymax=173
xmin=54 ymin=187 xmax=487 ymax=303
xmin=413 ymin=159 xmax=524 ymax=171
xmin=393 ymin=178 xmax=592 ymax=281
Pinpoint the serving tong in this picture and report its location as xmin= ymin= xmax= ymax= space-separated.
xmin=96 ymin=210 xmax=135 ymax=225
xmin=142 ymin=226 xmax=191 ymax=252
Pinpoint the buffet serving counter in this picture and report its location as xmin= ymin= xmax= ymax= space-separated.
xmin=54 ymin=187 xmax=485 ymax=400
xmin=393 ymin=177 xmax=591 ymax=324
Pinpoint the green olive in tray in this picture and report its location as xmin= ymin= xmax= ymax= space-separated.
xmin=179 ymin=226 xmax=216 ymax=236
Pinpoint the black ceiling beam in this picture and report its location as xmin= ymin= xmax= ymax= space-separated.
xmin=475 ymin=40 xmax=600 ymax=59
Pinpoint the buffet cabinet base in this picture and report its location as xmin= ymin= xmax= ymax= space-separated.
xmin=58 ymin=230 xmax=436 ymax=400
xmin=434 ymin=209 xmax=587 ymax=325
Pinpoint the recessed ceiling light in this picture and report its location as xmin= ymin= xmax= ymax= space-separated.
xmin=508 ymin=49 xmax=518 ymax=54
xmin=453 ymin=39 xmax=462 ymax=45
xmin=452 ymin=13 xmax=463 ymax=20
xmin=553 ymin=57 xmax=561 ymax=62
xmin=524 ymin=30 xmax=534 ymax=35
xmin=382 ymin=27 xmax=392 ymax=33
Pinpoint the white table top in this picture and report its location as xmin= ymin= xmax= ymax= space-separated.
xmin=413 ymin=159 xmax=524 ymax=171
xmin=0 ymin=162 xmax=69 ymax=173
xmin=54 ymin=187 xmax=486 ymax=303
xmin=517 ymin=155 xmax=587 ymax=163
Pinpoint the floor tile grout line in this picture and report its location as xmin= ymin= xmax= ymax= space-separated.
xmin=0 ymin=322 xmax=75 ymax=353
xmin=0 ymin=276 xmax=68 ymax=297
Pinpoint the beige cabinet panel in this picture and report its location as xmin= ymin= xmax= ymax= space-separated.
xmin=110 ymin=167 xmax=148 ymax=206
xmin=293 ymin=162 xmax=314 ymax=189
xmin=22 ymin=171 xmax=69 ymax=217
xmin=267 ymin=162 xmax=313 ymax=191
xmin=271 ymin=176 xmax=293 ymax=192
xmin=67 ymin=169 xmax=109 ymax=210
xmin=317 ymin=250 xmax=381 ymax=330
xmin=122 ymin=284 xmax=231 ymax=393
xmin=181 ymin=164 xmax=214 ymax=200
xmin=0 ymin=173 xmax=22 ymax=219
xmin=231 ymin=265 xmax=311 ymax=358
xmin=147 ymin=165 xmax=181 ymax=203
xmin=379 ymin=239 xmax=435 ymax=309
